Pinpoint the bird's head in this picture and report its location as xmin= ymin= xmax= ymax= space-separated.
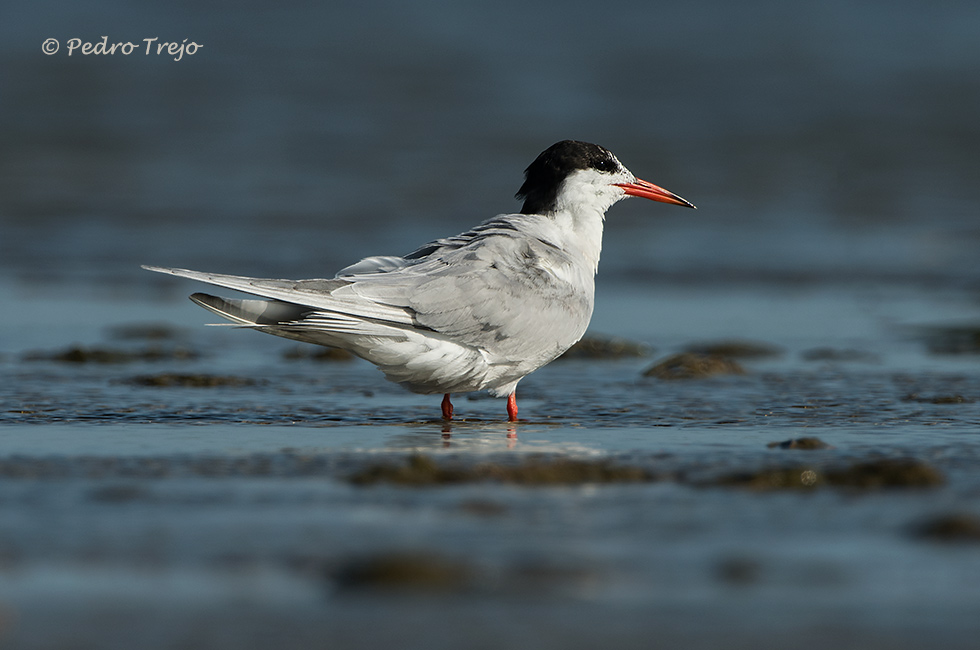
xmin=516 ymin=140 xmax=695 ymax=217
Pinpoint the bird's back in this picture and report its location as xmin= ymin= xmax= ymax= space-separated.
xmin=149 ymin=212 xmax=596 ymax=396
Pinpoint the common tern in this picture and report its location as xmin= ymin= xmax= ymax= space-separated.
xmin=144 ymin=140 xmax=694 ymax=421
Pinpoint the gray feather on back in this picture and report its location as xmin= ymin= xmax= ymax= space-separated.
xmin=347 ymin=215 xmax=593 ymax=362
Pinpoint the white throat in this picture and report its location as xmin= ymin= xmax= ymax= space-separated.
xmin=549 ymin=168 xmax=629 ymax=273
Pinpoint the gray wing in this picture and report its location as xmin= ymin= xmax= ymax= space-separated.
xmin=143 ymin=213 xmax=594 ymax=360
xmin=142 ymin=266 xmax=419 ymax=328
xmin=346 ymin=219 xmax=595 ymax=361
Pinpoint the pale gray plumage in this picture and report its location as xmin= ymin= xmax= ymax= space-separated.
xmin=144 ymin=140 xmax=694 ymax=419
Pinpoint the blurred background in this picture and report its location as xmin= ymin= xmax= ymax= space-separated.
xmin=3 ymin=4 xmax=980 ymax=648
xmin=2 ymin=0 xmax=978 ymax=299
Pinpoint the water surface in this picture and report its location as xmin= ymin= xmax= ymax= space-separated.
xmin=2 ymin=0 xmax=980 ymax=648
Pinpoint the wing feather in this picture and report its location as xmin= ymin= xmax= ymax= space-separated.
xmin=345 ymin=222 xmax=594 ymax=361
xmin=144 ymin=211 xmax=594 ymax=367
xmin=143 ymin=265 xmax=418 ymax=328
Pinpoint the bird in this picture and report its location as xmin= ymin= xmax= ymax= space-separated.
xmin=144 ymin=140 xmax=694 ymax=422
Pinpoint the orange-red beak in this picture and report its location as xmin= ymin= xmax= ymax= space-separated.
xmin=615 ymin=178 xmax=696 ymax=209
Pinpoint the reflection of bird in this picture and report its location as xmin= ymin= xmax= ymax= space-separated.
xmin=145 ymin=140 xmax=694 ymax=421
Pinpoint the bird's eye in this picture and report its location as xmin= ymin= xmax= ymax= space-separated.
xmin=594 ymin=158 xmax=617 ymax=172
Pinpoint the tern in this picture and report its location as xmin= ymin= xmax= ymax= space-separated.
xmin=144 ymin=140 xmax=694 ymax=421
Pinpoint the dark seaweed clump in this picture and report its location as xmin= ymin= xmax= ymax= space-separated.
xmin=766 ymin=437 xmax=834 ymax=450
xmin=902 ymin=393 xmax=975 ymax=404
xmin=23 ymin=345 xmax=198 ymax=364
xmin=710 ymin=458 xmax=944 ymax=491
xmin=332 ymin=553 xmax=474 ymax=593
xmin=684 ymin=340 xmax=783 ymax=359
xmin=644 ymin=352 xmax=746 ymax=380
xmin=128 ymin=373 xmax=259 ymax=387
xmin=348 ymin=454 xmax=653 ymax=486
xmin=556 ymin=335 xmax=651 ymax=361
xmin=912 ymin=513 xmax=980 ymax=542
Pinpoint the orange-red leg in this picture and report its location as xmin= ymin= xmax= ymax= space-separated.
xmin=506 ymin=393 xmax=518 ymax=422
xmin=441 ymin=393 xmax=454 ymax=420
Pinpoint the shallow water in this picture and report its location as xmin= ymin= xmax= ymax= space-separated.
xmin=3 ymin=0 xmax=980 ymax=647
xmin=3 ymin=280 xmax=980 ymax=649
